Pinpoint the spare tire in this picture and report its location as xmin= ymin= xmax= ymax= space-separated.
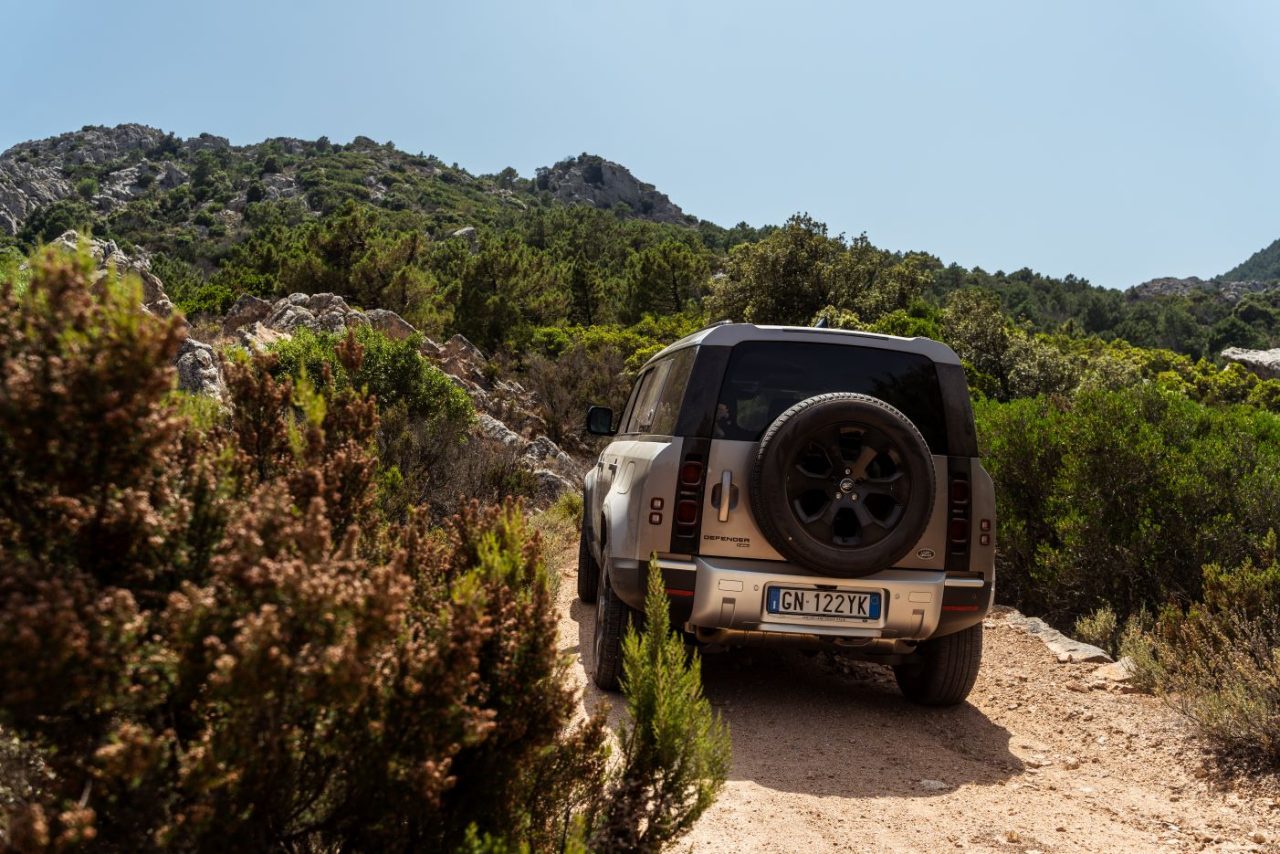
xmin=749 ymin=392 xmax=935 ymax=577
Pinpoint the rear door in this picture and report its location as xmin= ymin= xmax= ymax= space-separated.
xmin=698 ymin=340 xmax=952 ymax=568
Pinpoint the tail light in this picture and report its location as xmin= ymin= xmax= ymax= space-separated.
xmin=668 ymin=438 xmax=712 ymax=554
xmin=948 ymin=518 xmax=969 ymax=544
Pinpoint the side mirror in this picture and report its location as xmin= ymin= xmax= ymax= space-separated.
xmin=586 ymin=405 xmax=615 ymax=436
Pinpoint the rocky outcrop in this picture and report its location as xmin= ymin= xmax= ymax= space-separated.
xmin=174 ymin=338 xmax=226 ymax=400
xmin=265 ymin=292 xmax=371 ymax=334
xmin=534 ymin=154 xmax=688 ymax=224
xmin=1221 ymin=346 xmax=1280 ymax=380
xmin=366 ymin=308 xmax=417 ymax=340
xmin=44 ymin=230 xmax=232 ymax=399
xmin=50 ymin=229 xmax=174 ymax=317
xmin=215 ymin=292 xmax=583 ymax=496
xmin=1129 ymin=275 xmax=1278 ymax=303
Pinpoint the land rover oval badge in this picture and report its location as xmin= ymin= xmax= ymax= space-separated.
xmin=916 ymin=548 xmax=936 ymax=560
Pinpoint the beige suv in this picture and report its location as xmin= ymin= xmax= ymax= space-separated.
xmin=579 ymin=323 xmax=995 ymax=705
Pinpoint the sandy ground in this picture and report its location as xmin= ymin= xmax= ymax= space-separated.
xmin=553 ymin=557 xmax=1280 ymax=853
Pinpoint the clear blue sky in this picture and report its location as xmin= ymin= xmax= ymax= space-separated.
xmin=4 ymin=0 xmax=1278 ymax=288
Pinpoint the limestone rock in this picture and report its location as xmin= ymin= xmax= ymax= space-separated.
xmin=1221 ymin=347 xmax=1280 ymax=381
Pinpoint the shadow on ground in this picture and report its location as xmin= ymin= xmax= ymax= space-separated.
xmin=571 ymin=598 xmax=1023 ymax=798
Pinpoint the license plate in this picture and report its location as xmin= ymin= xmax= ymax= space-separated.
xmin=766 ymin=587 xmax=881 ymax=620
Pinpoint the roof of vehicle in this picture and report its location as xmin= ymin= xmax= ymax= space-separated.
xmin=645 ymin=322 xmax=963 ymax=368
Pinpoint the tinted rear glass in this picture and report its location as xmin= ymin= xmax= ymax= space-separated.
xmin=715 ymin=340 xmax=949 ymax=453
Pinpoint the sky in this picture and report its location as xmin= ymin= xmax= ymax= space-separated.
xmin=3 ymin=0 xmax=1279 ymax=289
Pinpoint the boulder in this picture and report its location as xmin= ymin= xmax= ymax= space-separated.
xmin=1221 ymin=347 xmax=1280 ymax=381
xmin=366 ymin=308 xmax=417 ymax=340
xmin=524 ymin=434 xmax=572 ymax=467
xmin=1092 ymin=657 xmax=1136 ymax=682
xmin=174 ymin=338 xmax=225 ymax=400
xmin=477 ymin=413 xmax=522 ymax=447
xmin=532 ymin=468 xmax=576 ymax=503
xmin=266 ymin=300 xmax=318 ymax=333
xmin=237 ymin=322 xmax=290 ymax=353
xmin=439 ymin=334 xmax=490 ymax=387
xmin=262 ymin=293 xmax=369 ymax=335
xmin=222 ymin=294 xmax=272 ymax=333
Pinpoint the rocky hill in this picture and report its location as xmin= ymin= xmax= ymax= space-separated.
xmin=0 ymin=124 xmax=698 ymax=242
xmin=1221 ymin=234 xmax=1280 ymax=283
xmin=1127 ymin=274 xmax=1278 ymax=302
xmin=534 ymin=153 xmax=688 ymax=224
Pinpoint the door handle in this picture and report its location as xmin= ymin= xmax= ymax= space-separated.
xmin=608 ymin=463 xmax=618 ymax=473
xmin=718 ymin=470 xmax=732 ymax=522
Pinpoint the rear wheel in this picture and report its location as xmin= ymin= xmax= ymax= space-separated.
xmin=592 ymin=557 xmax=635 ymax=691
xmin=893 ymin=623 xmax=983 ymax=706
xmin=577 ymin=509 xmax=599 ymax=604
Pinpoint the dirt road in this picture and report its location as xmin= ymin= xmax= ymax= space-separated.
xmin=554 ymin=558 xmax=1279 ymax=853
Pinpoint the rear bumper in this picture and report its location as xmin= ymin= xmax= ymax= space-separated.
xmin=689 ymin=554 xmax=992 ymax=640
xmin=608 ymin=554 xmax=992 ymax=644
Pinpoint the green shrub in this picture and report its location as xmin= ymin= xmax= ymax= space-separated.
xmin=1073 ymin=605 xmax=1119 ymax=656
xmin=977 ymin=385 xmax=1280 ymax=626
xmin=270 ymin=325 xmax=472 ymax=429
xmin=593 ymin=560 xmax=731 ymax=851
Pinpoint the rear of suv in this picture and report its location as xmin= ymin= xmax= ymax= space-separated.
xmin=579 ymin=322 xmax=995 ymax=705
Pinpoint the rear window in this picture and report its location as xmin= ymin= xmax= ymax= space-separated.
xmin=714 ymin=340 xmax=950 ymax=453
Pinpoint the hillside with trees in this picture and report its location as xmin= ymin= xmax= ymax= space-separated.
xmin=1221 ymin=235 xmax=1280 ymax=283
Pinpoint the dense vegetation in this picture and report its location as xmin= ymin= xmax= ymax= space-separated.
xmin=0 ymin=251 xmax=728 ymax=849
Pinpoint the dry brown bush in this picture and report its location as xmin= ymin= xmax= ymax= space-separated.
xmin=0 ymin=250 xmax=608 ymax=850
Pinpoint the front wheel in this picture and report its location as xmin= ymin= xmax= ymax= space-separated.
xmin=591 ymin=558 xmax=635 ymax=691
xmin=893 ymin=623 xmax=983 ymax=706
